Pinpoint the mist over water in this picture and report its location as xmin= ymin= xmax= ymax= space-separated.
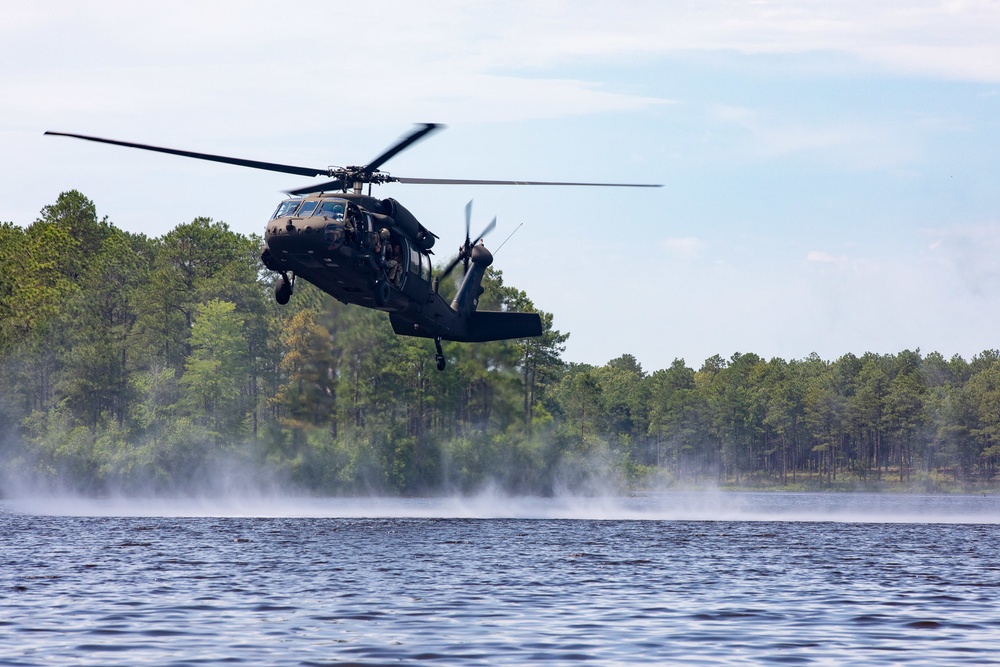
xmin=7 ymin=490 xmax=1000 ymax=523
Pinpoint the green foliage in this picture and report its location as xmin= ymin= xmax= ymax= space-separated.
xmin=180 ymin=300 xmax=251 ymax=437
xmin=7 ymin=191 xmax=1000 ymax=495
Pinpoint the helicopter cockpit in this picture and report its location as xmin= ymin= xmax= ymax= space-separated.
xmin=271 ymin=197 xmax=347 ymax=221
xmin=270 ymin=197 xmax=354 ymax=249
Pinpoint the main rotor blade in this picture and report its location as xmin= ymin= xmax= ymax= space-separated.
xmin=438 ymin=254 xmax=463 ymax=282
xmin=464 ymin=200 xmax=473 ymax=247
xmin=394 ymin=176 xmax=663 ymax=187
xmin=364 ymin=123 xmax=443 ymax=174
xmin=474 ymin=216 xmax=496 ymax=245
xmin=45 ymin=131 xmax=330 ymax=178
xmin=285 ymin=178 xmax=347 ymax=196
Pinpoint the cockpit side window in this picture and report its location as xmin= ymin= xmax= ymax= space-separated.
xmin=316 ymin=200 xmax=346 ymax=220
xmin=272 ymin=199 xmax=301 ymax=219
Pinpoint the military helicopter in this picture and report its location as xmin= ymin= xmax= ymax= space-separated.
xmin=45 ymin=124 xmax=660 ymax=370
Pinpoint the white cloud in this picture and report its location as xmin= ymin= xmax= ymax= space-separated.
xmin=6 ymin=1 xmax=1000 ymax=128
xmin=434 ymin=1 xmax=1000 ymax=82
xmin=709 ymin=105 xmax=919 ymax=168
xmin=662 ymin=237 xmax=705 ymax=258
xmin=806 ymin=251 xmax=846 ymax=263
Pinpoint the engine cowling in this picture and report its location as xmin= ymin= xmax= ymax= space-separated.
xmin=383 ymin=198 xmax=435 ymax=250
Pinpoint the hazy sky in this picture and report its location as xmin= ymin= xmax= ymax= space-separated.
xmin=3 ymin=1 xmax=999 ymax=372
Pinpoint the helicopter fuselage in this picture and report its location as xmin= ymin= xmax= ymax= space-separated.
xmin=260 ymin=192 xmax=539 ymax=343
xmin=262 ymin=193 xmax=432 ymax=310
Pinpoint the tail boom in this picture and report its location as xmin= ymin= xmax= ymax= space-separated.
xmin=390 ymin=310 xmax=542 ymax=342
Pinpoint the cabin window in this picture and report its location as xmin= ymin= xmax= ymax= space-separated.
xmin=409 ymin=246 xmax=421 ymax=275
xmin=297 ymin=201 xmax=318 ymax=217
xmin=315 ymin=200 xmax=346 ymax=220
xmin=272 ymin=199 xmax=301 ymax=219
xmin=420 ymin=254 xmax=431 ymax=282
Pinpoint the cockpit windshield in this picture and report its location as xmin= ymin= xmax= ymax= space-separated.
xmin=314 ymin=200 xmax=347 ymax=221
xmin=272 ymin=199 xmax=301 ymax=219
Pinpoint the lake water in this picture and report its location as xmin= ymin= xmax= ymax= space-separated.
xmin=3 ymin=492 xmax=1000 ymax=665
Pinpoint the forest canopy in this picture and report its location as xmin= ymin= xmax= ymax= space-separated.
xmin=2 ymin=191 xmax=1000 ymax=496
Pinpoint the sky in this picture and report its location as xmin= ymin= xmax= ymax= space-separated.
xmin=3 ymin=1 xmax=1000 ymax=373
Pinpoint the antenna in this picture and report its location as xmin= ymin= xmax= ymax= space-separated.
xmin=493 ymin=223 xmax=523 ymax=255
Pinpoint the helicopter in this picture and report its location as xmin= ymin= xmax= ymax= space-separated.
xmin=45 ymin=124 xmax=661 ymax=370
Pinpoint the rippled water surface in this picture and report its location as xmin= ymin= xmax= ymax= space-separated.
xmin=4 ymin=493 xmax=1000 ymax=665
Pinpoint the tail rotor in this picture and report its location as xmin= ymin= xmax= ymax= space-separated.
xmin=436 ymin=200 xmax=495 ymax=287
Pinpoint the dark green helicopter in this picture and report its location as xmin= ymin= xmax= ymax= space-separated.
xmin=45 ymin=124 xmax=660 ymax=370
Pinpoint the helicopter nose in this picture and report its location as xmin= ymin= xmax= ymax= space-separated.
xmin=264 ymin=217 xmax=315 ymax=254
xmin=265 ymin=218 xmax=348 ymax=257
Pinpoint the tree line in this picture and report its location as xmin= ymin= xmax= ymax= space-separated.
xmin=2 ymin=191 xmax=999 ymax=495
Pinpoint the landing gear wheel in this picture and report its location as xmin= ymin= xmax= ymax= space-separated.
xmin=374 ymin=279 xmax=391 ymax=307
xmin=434 ymin=337 xmax=446 ymax=371
xmin=274 ymin=273 xmax=292 ymax=305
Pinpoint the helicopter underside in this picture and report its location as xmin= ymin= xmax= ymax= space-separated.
xmin=263 ymin=241 xmax=402 ymax=310
xmin=262 ymin=241 xmax=541 ymax=343
xmin=261 ymin=239 xmax=462 ymax=340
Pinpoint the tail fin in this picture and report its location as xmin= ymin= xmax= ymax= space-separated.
xmin=393 ymin=240 xmax=541 ymax=342
xmin=450 ymin=244 xmax=493 ymax=316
